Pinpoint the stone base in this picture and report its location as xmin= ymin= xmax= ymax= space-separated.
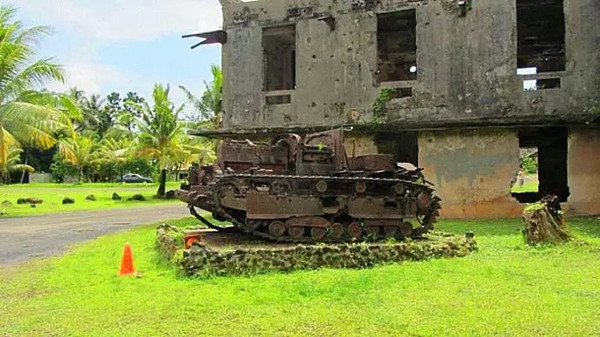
xmin=156 ymin=225 xmax=478 ymax=277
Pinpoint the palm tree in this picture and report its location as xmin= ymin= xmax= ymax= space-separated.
xmin=6 ymin=145 xmax=34 ymax=183
xmin=136 ymin=84 xmax=185 ymax=196
xmin=179 ymin=64 xmax=222 ymax=130
xmin=0 ymin=5 xmax=73 ymax=181
xmin=58 ymin=135 xmax=96 ymax=182
xmin=96 ymin=137 xmax=132 ymax=181
xmin=69 ymin=89 xmax=103 ymax=133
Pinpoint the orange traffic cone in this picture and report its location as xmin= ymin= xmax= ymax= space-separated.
xmin=118 ymin=242 xmax=136 ymax=276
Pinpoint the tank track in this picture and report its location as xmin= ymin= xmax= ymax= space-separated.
xmin=200 ymin=173 xmax=441 ymax=244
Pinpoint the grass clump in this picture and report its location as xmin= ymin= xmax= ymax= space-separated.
xmin=1 ymin=217 xmax=600 ymax=336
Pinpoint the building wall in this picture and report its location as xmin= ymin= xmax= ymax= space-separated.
xmin=221 ymin=0 xmax=600 ymax=131
xmin=418 ymin=129 xmax=523 ymax=218
xmin=566 ymin=128 xmax=600 ymax=215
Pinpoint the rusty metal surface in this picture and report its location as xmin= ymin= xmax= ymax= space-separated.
xmin=177 ymin=129 xmax=441 ymax=243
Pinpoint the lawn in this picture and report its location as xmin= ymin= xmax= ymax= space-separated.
xmin=1 ymin=217 xmax=599 ymax=336
xmin=0 ymin=182 xmax=181 ymax=217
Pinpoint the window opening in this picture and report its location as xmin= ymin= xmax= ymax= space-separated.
xmin=377 ymin=10 xmax=417 ymax=82
xmin=266 ymin=95 xmax=291 ymax=105
xmin=536 ymin=78 xmax=561 ymax=90
xmin=375 ymin=132 xmax=419 ymax=165
xmin=263 ymin=25 xmax=296 ymax=91
xmin=517 ymin=0 xmax=566 ymax=73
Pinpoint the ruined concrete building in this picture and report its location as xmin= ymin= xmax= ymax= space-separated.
xmin=190 ymin=0 xmax=600 ymax=217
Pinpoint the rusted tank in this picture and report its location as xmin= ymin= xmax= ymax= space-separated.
xmin=176 ymin=129 xmax=441 ymax=243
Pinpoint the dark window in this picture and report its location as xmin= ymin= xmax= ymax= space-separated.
xmin=377 ymin=10 xmax=417 ymax=82
xmin=263 ymin=25 xmax=296 ymax=91
xmin=517 ymin=0 xmax=566 ymax=73
xmin=265 ymin=95 xmax=291 ymax=105
xmin=375 ymin=132 xmax=419 ymax=165
xmin=536 ymin=78 xmax=561 ymax=90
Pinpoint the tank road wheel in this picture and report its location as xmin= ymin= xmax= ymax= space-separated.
xmin=392 ymin=184 xmax=405 ymax=196
xmin=417 ymin=192 xmax=431 ymax=211
xmin=355 ymin=181 xmax=367 ymax=194
xmin=289 ymin=226 xmax=305 ymax=240
xmin=316 ymin=180 xmax=328 ymax=193
xmin=384 ymin=226 xmax=398 ymax=238
xmin=311 ymin=227 xmax=327 ymax=241
xmin=269 ymin=220 xmax=286 ymax=238
xmin=347 ymin=221 xmax=362 ymax=240
xmin=330 ymin=222 xmax=344 ymax=240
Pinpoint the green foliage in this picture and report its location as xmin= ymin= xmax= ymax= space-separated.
xmin=1 ymin=217 xmax=600 ymax=335
xmin=524 ymin=201 xmax=546 ymax=212
xmin=372 ymin=88 xmax=397 ymax=118
xmin=49 ymin=158 xmax=79 ymax=182
xmin=179 ymin=64 xmax=223 ymax=130
xmin=522 ymin=155 xmax=538 ymax=174
xmin=0 ymin=4 xmax=77 ymax=181
xmin=136 ymin=84 xmax=187 ymax=196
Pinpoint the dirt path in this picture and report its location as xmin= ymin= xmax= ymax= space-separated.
xmin=0 ymin=203 xmax=190 ymax=264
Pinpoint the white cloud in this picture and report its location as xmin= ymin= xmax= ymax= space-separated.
xmin=14 ymin=0 xmax=223 ymax=103
xmin=17 ymin=0 xmax=222 ymax=43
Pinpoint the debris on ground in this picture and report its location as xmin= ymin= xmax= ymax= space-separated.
xmin=62 ymin=197 xmax=75 ymax=204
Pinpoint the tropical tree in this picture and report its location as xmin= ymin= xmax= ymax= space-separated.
xmin=75 ymin=91 xmax=104 ymax=133
xmin=58 ymin=135 xmax=96 ymax=182
xmin=95 ymin=137 xmax=132 ymax=181
xmin=179 ymin=64 xmax=222 ymax=130
xmin=0 ymin=4 xmax=74 ymax=181
xmin=136 ymin=84 xmax=185 ymax=196
xmin=119 ymin=92 xmax=145 ymax=132
xmin=6 ymin=145 xmax=34 ymax=183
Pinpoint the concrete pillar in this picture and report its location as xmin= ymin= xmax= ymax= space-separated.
xmin=419 ymin=129 xmax=523 ymax=218
xmin=566 ymin=128 xmax=600 ymax=215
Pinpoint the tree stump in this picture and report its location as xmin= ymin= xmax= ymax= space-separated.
xmin=522 ymin=195 xmax=573 ymax=245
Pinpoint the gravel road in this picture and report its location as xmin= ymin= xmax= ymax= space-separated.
xmin=0 ymin=203 xmax=190 ymax=264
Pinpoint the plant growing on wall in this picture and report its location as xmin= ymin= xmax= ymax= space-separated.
xmin=372 ymin=88 xmax=397 ymax=119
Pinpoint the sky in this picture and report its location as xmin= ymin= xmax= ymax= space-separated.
xmin=11 ymin=0 xmax=224 ymax=108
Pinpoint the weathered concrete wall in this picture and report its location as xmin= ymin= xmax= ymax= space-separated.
xmin=220 ymin=0 xmax=600 ymax=131
xmin=566 ymin=128 xmax=600 ymax=215
xmin=418 ymin=129 xmax=523 ymax=218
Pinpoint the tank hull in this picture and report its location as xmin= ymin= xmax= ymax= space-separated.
xmin=176 ymin=173 xmax=441 ymax=243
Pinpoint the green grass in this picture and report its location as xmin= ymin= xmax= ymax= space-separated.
xmin=1 ymin=217 xmax=600 ymax=336
xmin=0 ymin=182 xmax=181 ymax=217
xmin=510 ymin=180 xmax=539 ymax=193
